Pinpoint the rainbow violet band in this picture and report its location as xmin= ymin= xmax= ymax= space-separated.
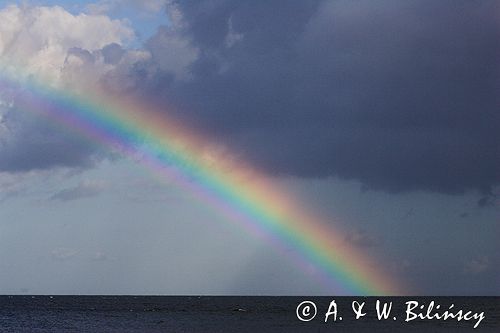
xmin=0 ymin=72 xmax=405 ymax=295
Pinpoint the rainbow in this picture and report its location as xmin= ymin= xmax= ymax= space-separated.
xmin=0 ymin=71 xmax=405 ymax=295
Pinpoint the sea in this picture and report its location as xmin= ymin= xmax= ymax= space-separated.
xmin=0 ymin=296 xmax=498 ymax=332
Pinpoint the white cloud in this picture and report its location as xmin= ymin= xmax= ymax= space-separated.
xmin=0 ymin=4 xmax=134 ymax=85
xmin=87 ymin=0 xmax=165 ymax=15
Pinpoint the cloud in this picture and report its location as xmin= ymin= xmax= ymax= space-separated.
xmin=1 ymin=1 xmax=498 ymax=196
xmin=51 ymin=247 xmax=78 ymax=261
xmin=0 ymin=171 xmax=29 ymax=202
xmin=477 ymin=194 xmax=497 ymax=208
xmin=463 ymin=256 xmax=490 ymax=275
xmin=145 ymin=24 xmax=198 ymax=80
xmin=0 ymin=112 xmax=101 ymax=173
xmin=50 ymin=180 xmax=105 ymax=201
xmin=344 ymin=229 xmax=381 ymax=248
xmin=133 ymin=0 xmax=499 ymax=194
xmin=86 ymin=0 xmax=166 ymax=15
xmin=0 ymin=168 xmax=78 ymax=202
xmin=91 ymin=251 xmax=114 ymax=261
xmin=0 ymin=4 xmax=141 ymax=173
xmin=0 ymin=4 xmax=134 ymax=83
xmin=388 ymin=258 xmax=412 ymax=274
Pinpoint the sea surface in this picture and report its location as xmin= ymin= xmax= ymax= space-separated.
xmin=0 ymin=296 xmax=498 ymax=332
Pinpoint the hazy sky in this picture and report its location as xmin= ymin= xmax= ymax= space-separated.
xmin=0 ymin=0 xmax=498 ymax=295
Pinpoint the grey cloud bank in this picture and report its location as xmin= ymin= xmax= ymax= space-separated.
xmin=136 ymin=0 xmax=499 ymax=194
xmin=0 ymin=0 xmax=498 ymax=197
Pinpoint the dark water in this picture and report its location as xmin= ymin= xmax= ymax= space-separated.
xmin=0 ymin=296 xmax=498 ymax=332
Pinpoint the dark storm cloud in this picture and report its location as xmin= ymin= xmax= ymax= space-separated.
xmin=0 ymin=97 xmax=100 ymax=173
xmin=100 ymin=43 xmax=125 ymax=65
xmin=0 ymin=133 xmax=96 ymax=172
xmin=138 ymin=0 xmax=499 ymax=194
xmin=1 ymin=1 xmax=497 ymax=195
xmin=477 ymin=194 xmax=497 ymax=208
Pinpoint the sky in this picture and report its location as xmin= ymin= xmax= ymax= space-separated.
xmin=0 ymin=0 xmax=498 ymax=295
